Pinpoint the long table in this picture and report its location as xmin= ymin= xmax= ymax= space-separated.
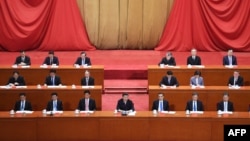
xmin=149 ymin=86 xmax=250 ymax=111
xmin=0 ymin=85 xmax=102 ymax=111
xmin=148 ymin=65 xmax=250 ymax=86
xmin=0 ymin=111 xmax=250 ymax=141
xmin=0 ymin=65 xmax=104 ymax=86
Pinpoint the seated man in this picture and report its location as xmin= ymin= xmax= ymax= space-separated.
xmin=42 ymin=50 xmax=59 ymax=65
xmin=228 ymin=71 xmax=244 ymax=86
xmin=14 ymin=50 xmax=31 ymax=66
xmin=159 ymin=70 xmax=179 ymax=87
xmin=187 ymin=48 xmax=201 ymax=65
xmin=77 ymin=90 xmax=96 ymax=111
xmin=81 ymin=70 xmax=95 ymax=86
xmin=185 ymin=93 xmax=204 ymax=111
xmin=223 ymin=49 xmax=237 ymax=66
xmin=190 ymin=70 xmax=204 ymax=86
xmin=46 ymin=93 xmax=63 ymax=111
xmin=158 ymin=52 xmax=176 ymax=66
xmin=152 ymin=93 xmax=169 ymax=112
xmin=217 ymin=93 xmax=234 ymax=112
xmin=7 ymin=71 xmax=26 ymax=86
xmin=74 ymin=51 xmax=91 ymax=66
xmin=116 ymin=93 xmax=135 ymax=112
xmin=14 ymin=93 xmax=32 ymax=111
xmin=44 ymin=69 xmax=62 ymax=86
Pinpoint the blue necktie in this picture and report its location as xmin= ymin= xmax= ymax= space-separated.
xmin=82 ymin=59 xmax=85 ymax=65
xmin=193 ymin=101 xmax=197 ymax=111
xmin=53 ymin=101 xmax=57 ymax=111
xmin=20 ymin=101 xmax=24 ymax=111
xmin=160 ymin=101 xmax=163 ymax=111
xmin=51 ymin=77 xmax=55 ymax=85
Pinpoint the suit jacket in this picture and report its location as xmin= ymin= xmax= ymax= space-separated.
xmin=116 ymin=99 xmax=135 ymax=111
xmin=81 ymin=77 xmax=95 ymax=86
xmin=159 ymin=76 xmax=179 ymax=86
xmin=14 ymin=100 xmax=32 ymax=111
xmin=223 ymin=55 xmax=237 ymax=65
xmin=45 ymin=76 xmax=62 ymax=86
xmin=217 ymin=101 xmax=234 ymax=111
xmin=185 ymin=100 xmax=204 ymax=111
xmin=228 ymin=76 xmax=244 ymax=86
xmin=14 ymin=56 xmax=31 ymax=65
xmin=46 ymin=100 xmax=63 ymax=111
xmin=78 ymin=98 xmax=96 ymax=111
xmin=43 ymin=56 xmax=59 ymax=65
xmin=158 ymin=57 xmax=176 ymax=66
xmin=152 ymin=100 xmax=169 ymax=111
xmin=187 ymin=56 xmax=201 ymax=65
xmin=7 ymin=76 xmax=26 ymax=86
xmin=190 ymin=76 xmax=204 ymax=86
xmin=74 ymin=57 xmax=91 ymax=66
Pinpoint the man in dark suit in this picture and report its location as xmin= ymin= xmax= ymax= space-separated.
xmin=185 ymin=93 xmax=204 ymax=111
xmin=223 ymin=49 xmax=237 ymax=66
xmin=217 ymin=93 xmax=234 ymax=111
xmin=78 ymin=90 xmax=96 ymax=111
xmin=187 ymin=49 xmax=201 ymax=65
xmin=228 ymin=71 xmax=244 ymax=86
xmin=7 ymin=71 xmax=26 ymax=86
xmin=158 ymin=52 xmax=176 ymax=66
xmin=43 ymin=51 xmax=59 ymax=65
xmin=81 ymin=70 xmax=95 ymax=86
xmin=152 ymin=93 xmax=169 ymax=111
xmin=116 ymin=93 xmax=135 ymax=111
xmin=74 ymin=51 xmax=92 ymax=66
xmin=46 ymin=93 xmax=63 ymax=111
xmin=14 ymin=93 xmax=32 ymax=111
xmin=14 ymin=50 xmax=31 ymax=66
xmin=44 ymin=69 xmax=62 ymax=86
xmin=159 ymin=70 xmax=179 ymax=87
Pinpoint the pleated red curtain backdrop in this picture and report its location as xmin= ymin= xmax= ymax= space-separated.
xmin=0 ymin=0 xmax=95 ymax=51
xmin=155 ymin=0 xmax=250 ymax=51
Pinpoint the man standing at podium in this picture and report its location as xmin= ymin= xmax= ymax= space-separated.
xmin=116 ymin=93 xmax=135 ymax=112
xmin=14 ymin=50 xmax=31 ymax=66
xmin=14 ymin=93 xmax=32 ymax=111
xmin=46 ymin=93 xmax=63 ymax=111
xmin=217 ymin=93 xmax=234 ymax=112
xmin=77 ymin=90 xmax=96 ymax=111
xmin=81 ymin=70 xmax=95 ymax=86
xmin=187 ymin=48 xmax=202 ymax=65
xmin=152 ymin=93 xmax=169 ymax=111
xmin=185 ymin=93 xmax=204 ymax=111
xmin=44 ymin=69 xmax=62 ymax=86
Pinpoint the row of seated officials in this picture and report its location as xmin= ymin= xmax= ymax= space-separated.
xmin=7 ymin=69 xmax=244 ymax=87
xmin=12 ymin=91 xmax=250 ymax=112
xmin=14 ymin=49 xmax=237 ymax=66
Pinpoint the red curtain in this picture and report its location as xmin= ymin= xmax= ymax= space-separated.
xmin=155 ymin=0 xmax=250 ymax=51
xmin=0 ymin=0 xmax=95 ymax=51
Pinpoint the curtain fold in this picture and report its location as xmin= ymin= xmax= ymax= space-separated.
xmin=155 ymin=0 xmax=250 ymax=51
xmin=0 ymin=0 xmax=95 ymax=51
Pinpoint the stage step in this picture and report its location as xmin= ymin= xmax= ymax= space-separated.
xmin=104 ymin=80 xmax=148 ymax=94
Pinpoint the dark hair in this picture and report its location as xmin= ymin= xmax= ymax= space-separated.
xmin=81 ymin=51 xmax=86 ymax=55
xmin=194 ymin=70 xmax=201 ymax=76
xmin=122 ymin=92 xmax=129 ymax=97
xmin=84 ymin=90 xmax=90 ymax=94
xmin=19 ymin=93 xmax=26 ymax=96
xmin=50 ymin=69 xmax=56 ymax=73
xmin=20 ymin=50 xmax=25 ymax=53
xmin=48 ymin=50 xmax=54 ymax=55
xmin=13 ymin=71 xmax=20 ymax=75
xmin=192 ymin=92 xmax=198 ymax=96
xmin=158 ymin=93 xmax=164 ymax=96
xmin=167 ymin=52 xmax=172 ymax=56
xmin=223 ymin=92 xmax=229 ymax=97
xmin=51 ymin=92 xmax=58 ymax=96
xmin=166 ymin=70 xmax=173 ymax=75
